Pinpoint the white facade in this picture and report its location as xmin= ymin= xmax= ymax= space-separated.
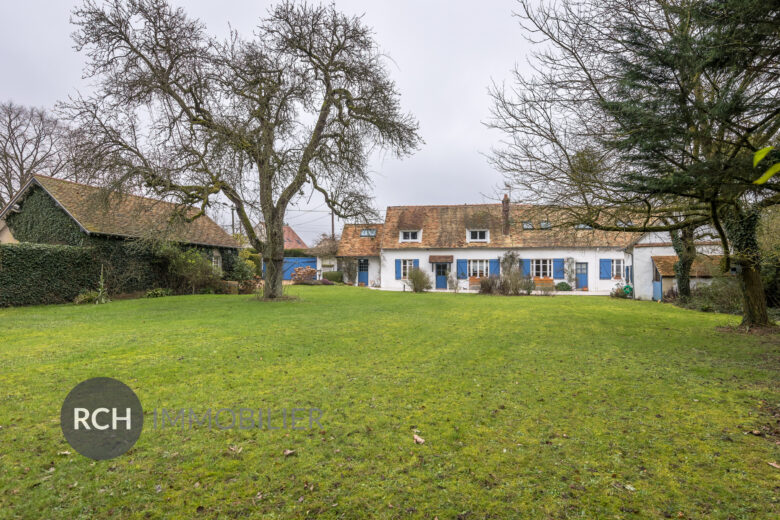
xmin=347 ymin=231 xmax=722 ymax=298
xmin=379 ymin=247 xmax=629 ymax=293
xmin=629 ymin=231 xmax=722 ymax=300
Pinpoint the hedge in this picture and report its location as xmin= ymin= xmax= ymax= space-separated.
xmin=0 ymin=243 xmax=102 ymax=306
xmin=322 ymin=271 xmax=343 ymax=283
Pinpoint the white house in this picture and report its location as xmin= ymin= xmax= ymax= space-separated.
xmin=627 ymin=231 xmax=723 ymax=300
xmin=336 ymin=196 xmax=724 ymax=299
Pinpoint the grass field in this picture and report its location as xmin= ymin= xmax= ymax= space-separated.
xmin=0 ymin=286 xmax=778 ymax=519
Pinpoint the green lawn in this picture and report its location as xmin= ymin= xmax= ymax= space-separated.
xmin=0 ymin=287 xmax=778 ymax=519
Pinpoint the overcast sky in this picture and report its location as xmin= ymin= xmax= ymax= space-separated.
xmin=0 ymin=0 xmax=531 ymax=244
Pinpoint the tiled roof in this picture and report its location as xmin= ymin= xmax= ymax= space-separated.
xmin=337 ymin=223 xmax=384 ymax=256
xmin=380 ymin=204 xmax=641 ymax=249
xmin=18 ymin=175 xmax=238 ymax=248
xmin=652 ymin=255 xmax=723 ymax=277
xmin=253 ymin=223 xmax=308 ymax=250
xmin=283 ymin=226 xmax=308 ymax=249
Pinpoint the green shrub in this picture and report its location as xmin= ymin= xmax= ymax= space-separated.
xmin=228 ymin=257 xmax=255 ymax=282
xmin=681 ymin=276 xmax=742 ymax=315
xmin=145 ymin=288 xmax=173 ymax=298
xmin=323 ymin=271 xmax=343 ymax=283
xmin=74 ymin=290 xmax=100 ymax=305
xmin=556 ymin=281 xmax=572 ymax=291
xmin=404 ymin=268 xmax=432 ymax=293
xmin=94 ymin=265 xmax=111 ymax=304
xmin=159 ymin=245 xmax=222 ymax=294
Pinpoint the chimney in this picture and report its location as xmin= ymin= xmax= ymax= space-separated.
xmin=502 ymin=193 xmax=510 ymax=235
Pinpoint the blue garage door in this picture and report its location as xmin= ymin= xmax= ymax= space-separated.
xmin=264 ymin=257 xmax=318 ymax=280
xmin=283 ymin=257 xmax=317 ymax=280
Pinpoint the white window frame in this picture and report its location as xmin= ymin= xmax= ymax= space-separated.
xmin=212 ymin=249 xmax=222 ymax=270
xmin=360 ymin=228 xmax=377 ymax=237
xmin=531 ymin=258 xmax=552 ymax=278
xmin=399 ymin=230 xmax=421 ymax=243
xmin=468 ymin=259 xmax=490 ymax=278
xmin=467 ymin=229 xmax=489 ymax=243
xmin=612 ymin=258 xmax=624 ymax=279
xmin=539 ymin=221 xmax=552 ymax=229
xmin=401 ymin=259 xmax=416 ymax=279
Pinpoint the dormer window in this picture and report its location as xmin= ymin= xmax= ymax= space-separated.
xmin=522 ymin=221 xmax=534 ymax=230
xmin=540 ymin=221 xmax=551 ymax=229
xmin=467 ymin=229 xmax=489 ymax=242
xmin=575 ymin=223 xmax=593 ymax=230
xmin=360 ymin=228 xmax=377 ymax=237
xmin=616 ymin=220 xmax=633 ymax=228
xmin=399 ymin=230 xmax=421 ymax=242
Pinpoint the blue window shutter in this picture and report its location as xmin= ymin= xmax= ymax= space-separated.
xmin=456 ymin=259 xmax=468 ymax=279
xmin=395 ymin=259 xmax=401 ymax=280
xmin=599 ymin=259 xmax=612 ymax=279
xmin=553 ymin=258 xmax=564 ymax=279
xmin=489 ymin=259 xmax=500 ymax=276
xmin=413 ymin=259 xmax=419 ymax=270
xmin=521 ymin=259 xmax=531 ymax=276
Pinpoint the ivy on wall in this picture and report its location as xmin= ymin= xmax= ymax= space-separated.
xmin=1 ymin=185 xmax=244 ymax=306
xmin=0 ymin=243 xmax=100 ymax=306
xmin=5 ymin=187 xmax=86 ymax=246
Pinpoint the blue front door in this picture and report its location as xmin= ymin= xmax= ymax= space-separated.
xmin=435 ymin=263 xmax=449 ymax=289
xmin=575 ymin=262 xmax=588 ymax=289
xmin=357 ymin=258 xmax=369 ymax=286
xmin=653 ymin=281 xmax=663 ymax=301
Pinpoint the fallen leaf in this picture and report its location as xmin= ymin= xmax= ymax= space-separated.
xmin=768 ymin=461 xmax=780 ymax=469
xmin=155 ymin=484 xmax=162 ymax=493
xmin=228 ymin=445 xmax=243 ymax=454
xmin=413 ymin=434 xmax=425 ymax=444
xmin=283 ymin=449 xmax=296 ymax=457
xmin=193 ymin=482 xmax=200 ymax=488
xmin=298 ymin=496 xmax=304 ymax=503
xmin=625 ymin=484 xmax=636 ymax=491
xmin=57 ymin=451 xmax=71 ymax=456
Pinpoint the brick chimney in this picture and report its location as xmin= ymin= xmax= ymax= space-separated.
xmin=502 ymin=193 xmax=510 ymax=235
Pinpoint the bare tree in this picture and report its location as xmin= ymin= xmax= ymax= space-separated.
xmin=65 ymin=0 xmax=420 ymax=298
xmin=0 ymin=102 xmax=72 ymax=208
xmin=488 ymin=0 xmax=780 ymax=324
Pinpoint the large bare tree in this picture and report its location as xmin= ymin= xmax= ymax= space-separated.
xmin=0 ymin=102 xmax=73 ymax=208
xmin=489 ymin=0 xmax=780 ymax=325
xmin=66 ymin=0 xmax=420 ymax=298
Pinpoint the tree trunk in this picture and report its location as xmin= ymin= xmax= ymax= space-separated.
xmin=263 ymin=214 xmax=286 ymax=299
xmin=738 ymin=259 xmax=770 ymax=327
xmin=723 ymin=206 xmax=771 ymax=327
xmin=671 ymin=225 xmax=697 ymax=301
